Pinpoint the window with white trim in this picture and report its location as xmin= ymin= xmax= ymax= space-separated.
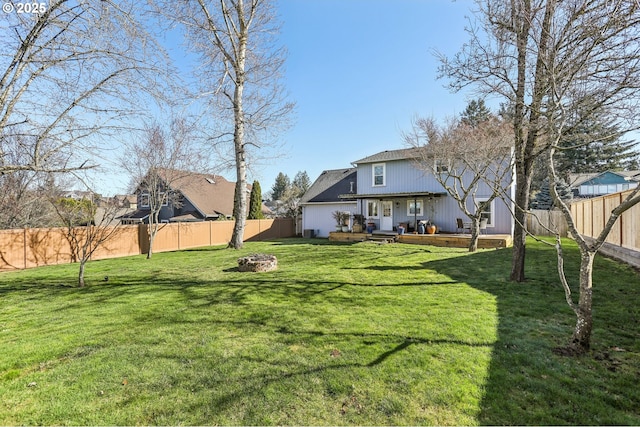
xmin=372 ymin=163 xmax=386 ymax=186
xmin=366 ymin=200 xmax=379 ymax=218
xmin=407 ymin=199 xmax=424 ymax=216
xmin=476 ymin=197 xmax=495 ymax=226
xmin=140 ymin=193 xmax=150 ymax=208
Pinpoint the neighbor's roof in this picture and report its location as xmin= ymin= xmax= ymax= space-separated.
xmin=352 ymin=148 xmax=421 ymax=165
xmin=300 ymin=168 xmax=357 ymax=204
xmin=155 ymin=169 xmax=271 ymax=218
xmin=157 ymin=168 xmax=240 ymax=217
xmin=569 ymin=170 xmax=640 ymax=187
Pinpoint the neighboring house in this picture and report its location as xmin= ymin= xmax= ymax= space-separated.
xmin=300 ymin=168 xmax=357 ymax=237
xmin=110 ymin=195 xmax=137 ymax=210
xmin=120 ymin=169 xmax=266 ymax=224
xmin=569 ymin=170 xmax=640 ymax=198
xmin=301 ymin=148 xmax=515 ymax=237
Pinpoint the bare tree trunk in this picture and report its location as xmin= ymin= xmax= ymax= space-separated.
xmin=571 ymin=252 xmax=595 ymax=352
xmin=468 ymin=219 xmax=480 ymax=253
xmin=510 ymin=172 xmax=530 ymax=281
xmin=78 ymin=261 xmax=86 ymax=288
xmin=510 ymin=0 xmax=555 ymax=283
xmin=147 ymin=220 xmax=158 ymax=259
xmin=229 ymin=20 xmax=248 ymax=250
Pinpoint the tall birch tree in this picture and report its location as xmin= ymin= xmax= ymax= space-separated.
xmin=159 ymin=0 xmax=294 ymax=249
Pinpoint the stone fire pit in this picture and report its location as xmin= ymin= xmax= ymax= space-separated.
xmin=237 ymin=253 xmax=278 ymax=272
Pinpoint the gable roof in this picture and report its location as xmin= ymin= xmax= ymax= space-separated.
xmin=352 ymin=148 xmax=420 ymax=165
xmin=569 ymin=170 xmax=640 ymax=187
xmin=156 ymin=169 xmax=241 ymax=218
xmin=300 ymin=168 xmax=357 ymax=204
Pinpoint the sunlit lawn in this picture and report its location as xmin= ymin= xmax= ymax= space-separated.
xmin=0 ymin=238 xmax=638 ymax=425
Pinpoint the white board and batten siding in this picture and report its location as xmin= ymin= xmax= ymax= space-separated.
xmin=301 ymin=202 xmax=357 ymax=238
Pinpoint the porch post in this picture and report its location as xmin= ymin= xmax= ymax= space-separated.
xmin=414 ymin=196 xmax=417 ymax=232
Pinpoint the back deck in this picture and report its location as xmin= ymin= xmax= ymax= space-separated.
xmin=328 ymin=231 xmax=512 ymax=249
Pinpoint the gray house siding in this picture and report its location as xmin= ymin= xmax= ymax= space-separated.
xmin=301 ymin=202 xmax=357 ymax=238
xmin=356 ymin=157 xmax=513 ymax=234
xmin=357 ymin=160 xmax=441 ymax=195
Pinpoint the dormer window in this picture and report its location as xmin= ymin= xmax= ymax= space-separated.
xmin=372 ymin=163 xmax=386 ymax=187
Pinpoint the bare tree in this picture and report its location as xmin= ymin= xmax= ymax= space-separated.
xmin=0 ymin=169 xmax=58 ymax=229
xmin=547 ymin=147 xmax=640 ymax=354
xmin=540 ymin=0 xmax=640 ymax=352
xmin=436 ymin=0 xmax=640 ymax=282
xmin=156 ymin=0 xmax=295 ymax=249
xmin=51 ymin=193 xmax=129 ymax=287
xmin=406 ymin=116 xmax=514 ymax=252
xmin=0 ymin=0 xmax=170 ymax=177
xmin=121 ymin=119 xmax=205 ymax=259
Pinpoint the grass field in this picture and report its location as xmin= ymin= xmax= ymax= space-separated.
xmin=0 ymin=238 xmax=639 ymax=425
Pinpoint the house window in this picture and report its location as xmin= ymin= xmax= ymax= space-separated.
xmin=140 ymin=193 xmax=150 ymax=208
xmin=407 ymin=200 xmax=423 ymax=216
xmin=477 ymin=197 xmax=494 ymax=227
xmin=372 ymin=163 xmax=386 ymax=186
xmin=366 ymin=200 xmax=379 ymax=218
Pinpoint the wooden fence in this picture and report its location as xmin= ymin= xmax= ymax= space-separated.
xmin=0 ymin=218 xmax=295 ymax=271
xmin=527 ymin=192 xmax=639 ymax=267
xmin=569 ymin=190 xmax=639 ymax=250
xmin=527 ymin=209 xmax=569 ymax=237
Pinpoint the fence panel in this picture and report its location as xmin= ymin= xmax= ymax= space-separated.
xmin=0 ymin=229 xmax=26 ymax=270
xmin=90 ymin=225 xmax=143 ymax=261
xmin=624 ymin=200 xmax=640 ymax=251
xmin=177 ymin=222 xmax=211 ymax=249
xmin=569 ymin=189 xmax=639 ymax=267
xmin=25 ymin=228 xmax=74 ymax=268
xmin=604 ymin=194 xmax=622 ymax=246
xmin=527 ymin=209 xmax=569 ymax=237
xmin=210 ymin=221 xmax=235 ymax=245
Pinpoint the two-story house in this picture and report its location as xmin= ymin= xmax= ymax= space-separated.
xmin=301 ymin=148 xmax=515 ymax=237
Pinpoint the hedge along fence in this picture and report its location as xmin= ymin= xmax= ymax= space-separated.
xmin=0 ymin=218 xmax=296 ymax=271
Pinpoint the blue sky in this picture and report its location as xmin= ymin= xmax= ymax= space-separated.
xmin=267 ymin=0 xmax=476 ymax=192
xmin=94 ymin=0 xmax=478 ymax=196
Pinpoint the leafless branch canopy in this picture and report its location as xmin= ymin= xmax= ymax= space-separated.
xmin=0 ymin=0 xmax=172 ymax=176
xmin=157 ymin=0 xmax=295 ymax=167
xmin=438 ymin=0 xmax=640 ymax=149
xmin=406 ymin=116 xmax=514 ymax=213
xmin=405 ymin=116 xmax=514 ymax=251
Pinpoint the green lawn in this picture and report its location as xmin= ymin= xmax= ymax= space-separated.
xmin=0 ymin=238 xmax=639 ymax=425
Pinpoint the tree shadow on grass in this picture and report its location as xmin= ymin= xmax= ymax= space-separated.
xmin=421 ymin=244 xmax=640 ymax=425
xmin=3 ymin=241 xmax=639 ymax=424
